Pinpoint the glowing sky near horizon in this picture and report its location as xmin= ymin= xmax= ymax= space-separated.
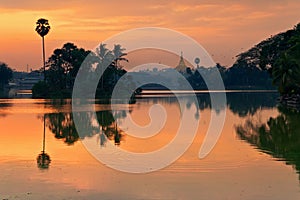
xmin=0 ymin=0 xmax=299 ymax=71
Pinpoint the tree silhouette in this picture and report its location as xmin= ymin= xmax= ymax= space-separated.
xmin=31 ymin=43 xmax=92 ymax=98
xmin=33 ymin=42 xmax=128 ymax=98
xmin=272 ymin=53 xmax=300 ymax=94
xmin=0 ymin=62 xmax=13 ymax=89
xmin=94 ymin=43 xmax=127 ymax=98
xmin=96 ymin=43 xmax=114 ymax=89
xmin=46 ymin=43 xmax=90 ymax=93
xmin=35 ymin=18 xmax=50 ymax=81
xmin=112 ymin=44 xmax=128 ymax=69
xmin=231 ymin=23 xmax=300 ymax=95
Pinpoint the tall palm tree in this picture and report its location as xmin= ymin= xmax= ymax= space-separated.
xmin=112 ymin=44 xmax=128 ymax=69
xmin=96 ymin=43 xmax=113 ymax=89
xmin=35 ymin=18 xmax=51 ymax=81
xmin=112 ymin=44 xmax=128 ymax=84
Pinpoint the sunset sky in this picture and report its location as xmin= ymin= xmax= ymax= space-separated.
xmin=0 ymin=0 xmax=300 ymax=71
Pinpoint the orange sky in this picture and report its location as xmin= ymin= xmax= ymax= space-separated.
xmin=0 ymin=0 xmax=300 ymax=71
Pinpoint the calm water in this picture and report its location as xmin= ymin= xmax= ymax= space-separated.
xmin=1 ymin=92 xmax=300 ymax=199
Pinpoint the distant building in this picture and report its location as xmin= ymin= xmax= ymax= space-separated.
xmin=16 ymin=71 xmax=43 ymax=90
xmin=175 ymin=52 xmax=190 ymax=73
xmin=9 ymin=70 xmax=43 ymax=98
xmin=175 ymin=52 xmax=195 ymax=79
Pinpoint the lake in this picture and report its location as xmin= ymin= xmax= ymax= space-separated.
xmin=1 ymin=91 xmax=300 ymax=200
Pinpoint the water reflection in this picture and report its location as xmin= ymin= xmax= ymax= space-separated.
xmin=37 ymin=152 xmax=51 ymax=169
xmin=0 ymin=100 xmax=12 ymax=118
xmin=97 ymin=110 xmax=125 ymax=146
xmin=227 ymin=92 xmax=278 ymax=117
xmin=3 ymin=93 xmax=300 ymax=199
xmin=37 ymin=114 xmax=51 ymax=169
xmin=40 ymin=92 xmax=279 ymax=147
xmin=45 ymin=112 xmax=79 ymax=145
xmin=43 ymin=109 xmax=125 ymax=146
xmin=236 ymin=106 xmax=300 ymax=180
xmin=140 ymin=92 xmax=278 ymax=117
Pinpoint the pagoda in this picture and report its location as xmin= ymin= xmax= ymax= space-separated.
xmin=175 ymin=52 xmax=188 ymax=73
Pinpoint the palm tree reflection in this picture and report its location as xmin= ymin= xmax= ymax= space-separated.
xmin=236 ymin=106 xmax=300 ymax=179
xmin=37 ymin=152 xmax=51 ymax=169
xmin=37 ymin=114 xmax=51 ymax=169
xmin=97 ymin=110 xmax=124 ymax=146
xmin=43 ymin=110 xmax=125 ymax=146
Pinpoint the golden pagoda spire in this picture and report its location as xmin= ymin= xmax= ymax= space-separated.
xmin=175 ymin=51 xmax=187 ymax=72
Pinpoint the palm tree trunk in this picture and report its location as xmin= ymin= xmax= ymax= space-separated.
xmin=101 ymin=67 xmax=104 ymax=89
xmin=42 ymin=36 xmax=46 ymax=81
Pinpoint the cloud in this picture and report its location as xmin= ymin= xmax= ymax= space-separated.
xmin=0 ymin=0 xmax=75 ymax=11
xmin=0 ymin=0 xmax=300 ymax=69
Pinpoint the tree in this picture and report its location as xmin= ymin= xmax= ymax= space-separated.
xmin=0 ymin=62 xmax=13 ymax=89
xmin=35 ymin=18 xmax=50 ymax=81
xmin=231 ymin=23 xmax=300 ymax=74
xmin=32 ymin=42 xmax=129 ymax=99
xmin=270 ymin=25 xmax=300 ymax=95
xmin=95 ymin=44 xmax=127 ymax=97
xmin=32 ymin=81 xmax=49 ymax=98
xmin=95 ymin=43 xmax=128 ymax=87
xmin=45 ymin=43 xmax=90 ymax=97
xmin=272 ymin=53 xmax=300 ymax=94
xmin=186 ymin=67 xmax=192 ymax=75
xmin=111 ymin=44 xmax=128 ymax=84
xmin=96 ymin=43 xmax=114 ymax=89
xmin=112 ymin=44 xmax=128 ymax=69
xmin=96 ymin=43 xmax=113 ymax=63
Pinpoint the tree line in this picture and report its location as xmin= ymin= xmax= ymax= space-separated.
xmin=184 ymin=63 xmax=274 ymax=90
xmin=184 ymin=23 xmax=300 ymax=92
xmin=233 ymin=23 xmax=300 ymax=95
xmin=32 ymin=43 xmax=128 ymax=98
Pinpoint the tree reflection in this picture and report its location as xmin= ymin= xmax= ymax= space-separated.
xmin=45 ymin=112 xmax=79 ymax=145
xmin=0 ymin=101 xmax=12 ymax=118
xmin=41 ymin=92 xmax=281 ymax=150
xmin=236 ymin=106 xmax=300 ymax=179
xmin=37 ymin=115 xmax=51 ymax=169
xmin=141 ymin=92 xmax=278 ymax=118
xmin=227 ymin=92 xmax=278 ymax=117
xmin=97 ymin=110 xmax=124 ymax=146
xmin=37 ymin=152 xmax=51 ymax=169
xmin=44 ymin=110 xmax=125 ymax=146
